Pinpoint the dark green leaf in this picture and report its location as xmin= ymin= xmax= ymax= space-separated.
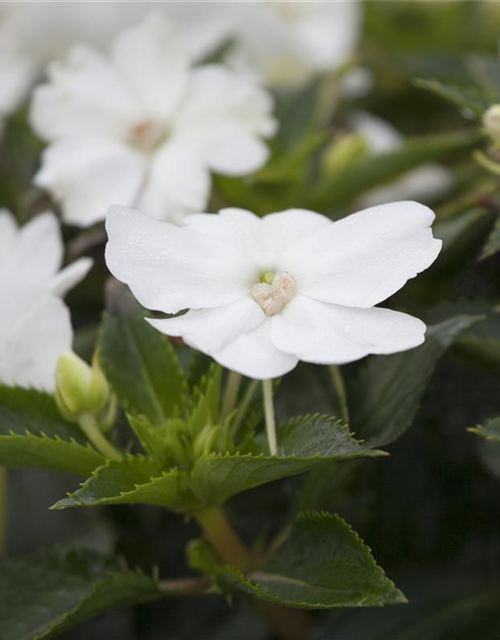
xmin=100 ymin=313 xmax=187 ymax=423
xmin=217 ymin=512 xmax=405 ymax=609
xmin=350 ymin=316 xmax=479 ymax=446
xmin=53 ymin=455 xmax=196 ymax=512
xmin=191 ymin=416 xmax=384 ymax=504
xmin=414 ymin=78 xmax=490 ymax=116
xmin=479 ymin=214 xmax=500 ymax=260
xmin=0 ymin=546 xmax=161 ymax=640
xmin=0 ymin=386 xmax=103 ymax=475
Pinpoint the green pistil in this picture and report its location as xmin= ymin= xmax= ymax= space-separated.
xmin=260 ymin=271 xmax=275 ymax=285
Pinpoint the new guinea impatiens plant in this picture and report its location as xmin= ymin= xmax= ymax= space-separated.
xmin=0 ymin=198 xmax=443 ymax=639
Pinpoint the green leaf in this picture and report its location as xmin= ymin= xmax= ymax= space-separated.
xmin=0 ymin=546 xmax=161 ymax=640
xmin=452 ymin=311 xmax=500 ymax=379
xmin=414 ymin=78 xmax=490 ymax=116
xmin=53 ymin=455 xmax=197 ymax=512
xmin=311 ymin=130 xmax=478 ymax=212
xmin=188 ymin=365 xmax=222 ymax=435
xmin=469 ymin=417 xmax=500 ymax=442
xmin=216 ymin=512 xmax=405 ymax=609
xmin=100 ymin=313 xmax=187 ymax=423
xmin=479 ymin=214 xmax=500 ymax=260
xmin=470 ymin=418 xmax=500 ymax=481
xmin=349 ymin=316 xmax=479 ymax=447
xmin=0 ymin=386 xmax=103 ymax=475
xmin=191 ymin=416 xmax=384 ymax=504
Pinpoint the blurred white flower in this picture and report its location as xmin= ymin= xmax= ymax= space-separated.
xmin=105 ymin=202 xmax=441 ymax=380
xmin=227 ymin=0 xmax=362 ymax=87
xmin=30 ymin=16 xmax=276 ymax=227
xmin=0 ymin=2 xmax=232 ymax=126
xmin=0 ymin=210 xmax=92 ymax=390
xmin=350 ymin=112 xmax=453 ymax=207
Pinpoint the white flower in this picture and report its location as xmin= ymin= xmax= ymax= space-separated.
xmin=0 ymin=210 xmax=92 ymax=390
xmin=105 ymin=202 xmax=441 ymax=380
xmin=30 ymin=15 xmax=276 ymax=228
xmin=227 ymin=0 xmax=362 ymax=87
xmin=0 ymin=3 xmax=230 ymax=126
xmin=350 ymin=112 xmax=453 ymax=207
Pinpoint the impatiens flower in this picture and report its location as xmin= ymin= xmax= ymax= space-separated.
xmin=30 ymin=15 xmax=276 ymax=228
xmin=0 ymin=3 xmax=230 ymax=128
xmin=227 ymin=0 xmax=361 ymax=87
xmin=105 ymin=202 xmax=441 ymax=380
xmin=0 ymin=209 xmax=92 ymax=390
xmin=350 ymin=112 xmax=453 ymax=208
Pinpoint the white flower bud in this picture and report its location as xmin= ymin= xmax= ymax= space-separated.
xmin=483 ymin=105 xmax=500 ymax=143
xmin=55 ymin=351 xmax=112 ymax=424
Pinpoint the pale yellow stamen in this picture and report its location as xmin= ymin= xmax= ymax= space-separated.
xmin=251 ymin=272 xmax=297 ymax=316
xmin=128 ymin=119 xmax=167 ymax=152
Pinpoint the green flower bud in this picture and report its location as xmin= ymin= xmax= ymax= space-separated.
xmin=55 ymin=351 xmax=112 ymax=424
xmin=483 ymin=105 xmax=500 ymax=143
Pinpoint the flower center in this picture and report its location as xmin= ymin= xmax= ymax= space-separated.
xmin=251 ymin=271 xmax=297 ymax=316
xmin=128 ymin=119 xmax=168 ymax=152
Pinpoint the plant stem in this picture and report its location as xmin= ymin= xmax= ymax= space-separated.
xmin=78 ymin=413 xmax=122 ymax=460
xmin=196 ymin=507 xmax=252 ymax=572
xmin=196 ymin=507 xmax=310 ymax=640
xmin=220 ymin=371 xmax=242 ymax=421
xmin=262 ymin=379 xmax=278 ymax=456
xmin=329 ymin=365 xmax=350 ymax=425
xmin=159 ymin=576 xmax=211 ymax=596
xmin=232 ymin=379 xmax=259 ymax=436
xmin=0 ymin=467 xmax=6 ymax=556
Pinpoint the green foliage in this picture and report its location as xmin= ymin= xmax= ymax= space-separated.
xmin=52 ymin=456 xmax=196 ymax=512
xmin=191 ymin=416 xmax=384 ymax=504
xmin=100 ymin=313 xmax=188 ymax=423
xmin=0 ymin=386 xmax=103 ymax=475
xmin=470 ymin=417 xmax=500 ymax=480
xmin=349 ymin=316 xmax=478 ymax=447
xmin=0 ymin=546 xmax=161 ymax=640
xmin=414 ymin=78 xmax=490 ymax=116
xmin=311 ymin=130 xmax=478 ymax=213
xmin=216 ymin=512 xmax=405 ymax=609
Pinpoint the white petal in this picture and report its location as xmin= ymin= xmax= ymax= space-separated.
xmin=0 ymin=211 xmax=63 ymax=293
xmin=281 ymin=201 xmax=442 ymax=308
xmin=359 ymin=164 xmax=453 ymax=209
xmin=35 ymin=138 xmax=146 ymax=227
xmin=271 ymin=295 xmax=425 ymax=365
xmin=148 ymin=296 xmax=265 ymax=354
xmin=262 ymin=209 xmax=331 ymax=267
xmin=138 ymin=142 xmax=210 ymax=223
xmin=182 ymin=208 xmax=262 ymax=266
xmin=30 ymin=46 xmax=139 ymax=141
xmin=48 ymin=257 xmax=93 ymax=298
xmin=111 ymin=15 xmax=189 ymax=122
xmin=0 ymin=294 xmax=72 ymax=391
xmin=214 ymin=319 xmax=298 ymax=380
xmin=174 ymin=65 xmax=276 ymax=175
xmin=105 ymin=206 xmax=255 ymax=314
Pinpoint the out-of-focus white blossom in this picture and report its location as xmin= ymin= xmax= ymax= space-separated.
xmin=227 ymin=0 xmax=362 ymax=87
xmin=0 ymin=2 xmax=232 ymax=126
xmin=106 ymin=202 xmax=441 ymax=380
xmin=0 ymin=210 xmax=92 ymax=390
xmin=350 ymin=112 xmax=453 ymax=207
xmin=30 ymin=15 xmax=276 ymax=227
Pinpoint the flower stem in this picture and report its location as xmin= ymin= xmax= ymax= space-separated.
xmin=78 ymin=413 xmax=122 ymax=460
xmin=0 ymin=467 xmax=6 ymax=556
xmin=232 ymin=379 xmax=259 ymax=437
xmin=220 ymin=371 xmax=242 ymax=421
xmin=329 ymin=365 xmax=350 ymax=425
xmin=196 ymin=507 xmax=252 ymax=572
xmin=262 ymin=379 xmax=277 ymax=456
xmin=196 ymin=507 xmax=310 ymax=640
